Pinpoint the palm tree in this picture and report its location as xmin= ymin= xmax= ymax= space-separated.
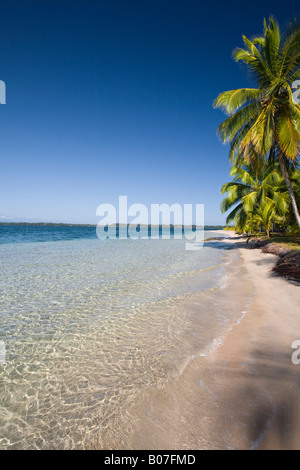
xmin=278 ymin=167 xmax=300 ymax=233
xmin=251 ymin=202 xmax=286 ymax=238
xmin=214 ymin=17 xmax=300 ymax=231
xmin=221 ymin=160 xmax=289 ymax=234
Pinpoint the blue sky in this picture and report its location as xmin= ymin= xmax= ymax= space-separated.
xmin=0 ymin=0 xmax=299 ymax=225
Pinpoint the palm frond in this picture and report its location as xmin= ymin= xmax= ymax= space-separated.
xmin=276 ymin=106 xmax=300 ymax=159
xmin=213 ymin=88 xmax=261 ymax=115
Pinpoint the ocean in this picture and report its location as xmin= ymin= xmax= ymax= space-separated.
xmin=0 ymin=225 xmax=251 ymax=449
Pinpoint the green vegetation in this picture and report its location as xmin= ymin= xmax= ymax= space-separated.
xmin=214 ymin=17 xmax=300 ymax=238
xmin=250 ymin=234 xmax=300 ymax=249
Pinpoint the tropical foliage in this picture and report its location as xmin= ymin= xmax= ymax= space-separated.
xmin=215 ymin=16 xmax=300 ymax=235
xmin=221 ymin=160 xmax=290 ymax=236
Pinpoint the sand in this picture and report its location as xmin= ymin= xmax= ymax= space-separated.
xmin=127 ymin=232 xmax=300 ymax=450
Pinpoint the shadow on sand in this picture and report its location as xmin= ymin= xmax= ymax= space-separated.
xmin=204 ymin=235 xmax=300 ymax=285
xmin=212 ymin=345 xmax=300 ymax=449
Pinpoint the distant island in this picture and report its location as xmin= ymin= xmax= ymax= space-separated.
xmin=0 ymin=222 xmax=226 ymax=230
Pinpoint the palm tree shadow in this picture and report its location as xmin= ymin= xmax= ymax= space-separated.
xmin=213 ymin=347 xmax=300 ymax=449
xmin=204 ymin=236 xmax=242 ymax=250
xmin=204 ymin=236 xmax=300 ymax=285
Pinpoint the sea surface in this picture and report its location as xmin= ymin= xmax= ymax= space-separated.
xmin=0 ymin=225 xmax=250 ymax=449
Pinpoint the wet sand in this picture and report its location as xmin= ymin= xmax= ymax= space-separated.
xmin=126 ymin=232 xmax=300 ymax=450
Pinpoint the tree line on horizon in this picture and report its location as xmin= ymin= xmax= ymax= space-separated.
xmin=215 ymin=16 xmax=300 ymax=238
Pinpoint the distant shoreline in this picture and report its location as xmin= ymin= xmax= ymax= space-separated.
xmin=0 ymin=223 xmax=226 ymax=230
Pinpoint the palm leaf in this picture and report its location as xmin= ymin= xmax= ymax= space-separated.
xmin=276 ymin=107 xmax=300 ymax=159
xmin=213 ymin=88 xmax=261 ymax=115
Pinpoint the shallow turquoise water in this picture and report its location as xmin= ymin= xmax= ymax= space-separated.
xmin=0 ymin=227 xmax=241 ymax=449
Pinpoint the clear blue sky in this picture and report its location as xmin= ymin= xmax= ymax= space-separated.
xmin=0 ymin=0 xmax=299 ymax=225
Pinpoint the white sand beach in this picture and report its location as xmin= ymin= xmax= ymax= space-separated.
xmin=127 ymin=232 xmax=300 ymax=450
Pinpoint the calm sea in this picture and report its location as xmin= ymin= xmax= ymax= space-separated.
xmin=0 ymin=225 xmax=249 ymax=449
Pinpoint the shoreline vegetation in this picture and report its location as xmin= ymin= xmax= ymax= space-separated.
xmin=240 ymin=235 xmax=300 ymax=282
xmin=246 ymin=236 xmax=300 ymax=281
xmin=210 ymin=231 xmax=300 ymax=281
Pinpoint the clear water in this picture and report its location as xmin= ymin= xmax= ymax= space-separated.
xmin=0 ymin=225 xmax=241 ymax=449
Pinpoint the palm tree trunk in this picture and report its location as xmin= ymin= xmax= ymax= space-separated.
xmin=278 ymin=151 xmax=300 ymax=233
